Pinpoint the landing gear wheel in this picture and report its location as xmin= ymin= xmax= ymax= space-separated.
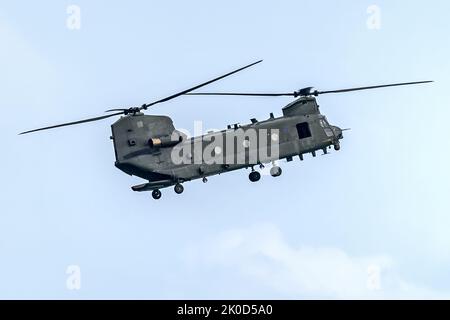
xmin=174 ymin=183 xmax=184 ymax=194
xmin=202 ymin=177 xmax=208 ymax=183
xmin=249 ymin=171 xmax=261 ymax=182
xmin=152 ymin=189 xmax=162 ymax=200
xmin=270 ymin=166 xmax=282 ymax=177
xmin=334 ymin=142 xmax=341 ymax=151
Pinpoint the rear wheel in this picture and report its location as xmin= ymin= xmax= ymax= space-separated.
xmin=174 ymin=183 xmax=184 ymax=194
xmin=249 ymin=171 xmax=261 ymax=182
xmin=152 ymin=189 xmax=162 ymax=200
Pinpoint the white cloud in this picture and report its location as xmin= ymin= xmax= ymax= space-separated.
xmin=183 ymin=223 xmax=449 ymax=299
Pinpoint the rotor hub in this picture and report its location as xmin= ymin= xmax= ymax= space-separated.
xmin=123 ymin=107 xmax=142 ymax=115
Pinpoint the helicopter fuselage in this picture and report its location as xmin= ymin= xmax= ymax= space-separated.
xmin=110 ymin=97 xmax=343 ymax=194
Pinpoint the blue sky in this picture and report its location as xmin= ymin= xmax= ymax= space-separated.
xmin=1 ymin=0 xmax=449 ymax=299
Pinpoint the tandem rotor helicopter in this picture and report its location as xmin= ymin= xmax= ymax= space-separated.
xmin=20 ymin=60 xmax=432 ymax=199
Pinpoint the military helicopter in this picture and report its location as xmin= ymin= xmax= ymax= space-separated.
xmin=20 ymin=60 xmax=432 ymax=199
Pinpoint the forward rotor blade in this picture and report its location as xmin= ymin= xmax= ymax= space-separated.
xmin=19 ymin=112 xmax=124 ymax=135
xmin=316 ymin=81 xmax=433 ymax=95
xmin=21 ymin=61 xmax=263 ymax=135
xmin=186 ymin=92 xmax=294 ymax=97
xmin=141 ymin=60 xmax=263 ymax=110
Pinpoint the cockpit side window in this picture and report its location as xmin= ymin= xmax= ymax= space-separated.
xmin=296 ymin=122 xmax=312 ymax=139
xmin=319 ymin=119 xmax=329 ymax=128
xmin=319 ymin=118 xmax=334 ymax=137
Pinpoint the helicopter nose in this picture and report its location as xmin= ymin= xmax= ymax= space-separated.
xmin=332 ymin=126 xmax=343 ymax=140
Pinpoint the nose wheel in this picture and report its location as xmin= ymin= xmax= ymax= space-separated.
xmin=334 ymin=141 xmax=341 ymax=151
xmin=270 ymin=166 xmax=282 ymax=177
xmin=152 ymin=189 xmax=162 ymax=200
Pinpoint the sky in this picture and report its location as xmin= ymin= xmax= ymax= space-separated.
xmin=0 ymin=0 xmax=449 ymax=299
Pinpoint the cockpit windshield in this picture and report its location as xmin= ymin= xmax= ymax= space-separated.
xmin=319 ymin=119 xmax=329 ymax=128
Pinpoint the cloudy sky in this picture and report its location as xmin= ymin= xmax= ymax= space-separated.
xmin=1 ymin=0 xmax=449 ymax=299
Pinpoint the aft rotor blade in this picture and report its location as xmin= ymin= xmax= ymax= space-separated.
xmin=19 ymin=112 xmax=124 ymax=135
xmin=186 ymin=81 xmax=433 ymax=98
xmin=141 ymin=60 xmax=263 ymax=110
xmin=105 ymin=108 xmax=128 ymax=113
xmin=186 ymin=92 xmax=294 ymax=97
xmin=316 ymin=81 xmax=434 ymax=95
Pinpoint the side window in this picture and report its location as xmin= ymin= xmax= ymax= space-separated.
xmin=296 ymin=122 xmax=312 ymax=139
xmin=319 ymin=118 xmax=331 ymax=128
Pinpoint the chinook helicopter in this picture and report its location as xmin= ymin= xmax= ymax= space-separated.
xmin=20 ymin=60 xmax=432 ymax=199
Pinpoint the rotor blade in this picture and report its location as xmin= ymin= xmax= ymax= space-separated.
xmin=105 ymin=108 xmax=128 ymax=113
xmin=316 ymin=81 xmax=433 ymax=95
xmin=141 ymin=60 xmax=263 ymax=110
xmin=185 ymin=81 xmax=434 ymax=98
xmin=186 ymin=92 xmax=294 ymax=97
xmin=19 ymin=112 xmax=124 ymax=135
